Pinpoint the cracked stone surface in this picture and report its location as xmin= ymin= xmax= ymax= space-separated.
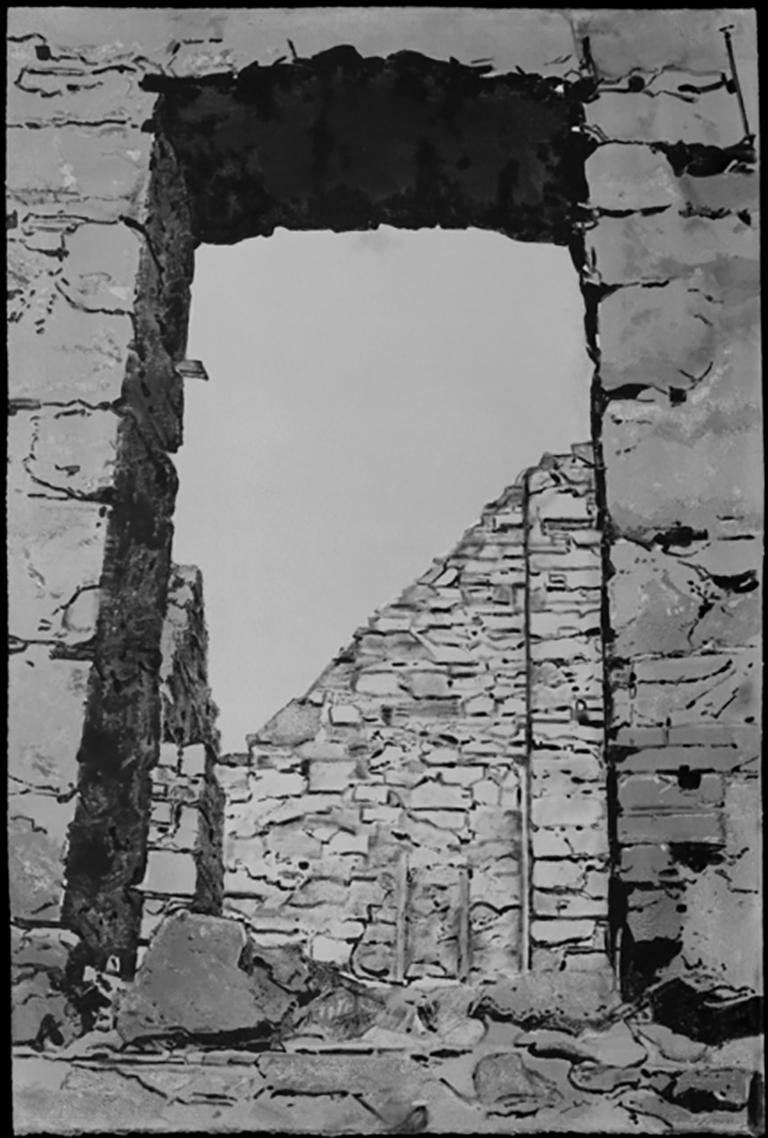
xmin=216 ymin=448 xmax=607 ymax=982
xmin=7 ymin=7 xmax=763 ymax=1132
xmin=12 ymin=1006 xmax=764 ymax=1134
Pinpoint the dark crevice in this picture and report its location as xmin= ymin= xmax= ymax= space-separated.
xmin=650 ymin=979 xmax=763 ymax=1044
xmin=652 ymin=138 xmax=756 ymax=178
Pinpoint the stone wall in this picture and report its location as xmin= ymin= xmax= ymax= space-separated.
xmin=7 ymin=8 xmax=761 ymax=1006
xmin=576 ymin=13 xmax=762 ymax=999
xmin=216 ymin=448 xmax=606 ymax=981
xmin=139 ymin=565 xmax=225 ymax=950
xmin=11 ymin=563 xmax=223 ymax=1044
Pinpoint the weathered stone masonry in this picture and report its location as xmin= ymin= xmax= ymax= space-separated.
xmin=217 ymin=448 xmax=607 ymax=981
xmin=7 ymin=8 xmax=760 ymax=1034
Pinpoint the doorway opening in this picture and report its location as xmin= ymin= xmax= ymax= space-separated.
xmin=173 ymin=227 xmax=591 ymax=756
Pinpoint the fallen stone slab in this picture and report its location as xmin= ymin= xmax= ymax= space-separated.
xmin=471 ymin=970 xmax=621 ymax=1034
xmin=116 ymin=912 xmax=297 ymax=1047
xmin=576 ymin=1020 xmax=647 ymax=1068
xmin=665 ymin=1066 xmax=753 ymax=1113
xmin=473 ymin=1050 xmax=554 ymax=1111
xmin=620 ymin=1089 xmax=749 ymax=1134
xmin=257 ymin=1050 xmax=424 ymax=1097
xmin=649 ymin=978 xmax=764 ymax=1045
xmin=634 ymin=1019 xmax=708 ymax=1063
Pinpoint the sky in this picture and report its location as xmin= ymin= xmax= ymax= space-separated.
xmin=172 ymin=227 xmax=591 ymax=754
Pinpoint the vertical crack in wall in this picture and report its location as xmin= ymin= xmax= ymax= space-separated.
xmin=520 ymin=467 xmax=534 ymax=973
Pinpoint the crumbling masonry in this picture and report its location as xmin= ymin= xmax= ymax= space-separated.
xmin=148 ymin=447 xmax=607 ymax=980
xmin=8 ymin=6 xmax=761 ymax=1051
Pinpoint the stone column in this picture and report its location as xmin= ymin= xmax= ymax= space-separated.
xmin=577 ymin=9 xmax=761 ymax=997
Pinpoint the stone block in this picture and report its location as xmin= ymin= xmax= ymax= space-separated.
xmin=157 ymin=742 xmax=181 ymax=769
xmin=8 ymin=793 xmax=74 ymax=922
xmin=617 ymin=811 xmax=723 ymax=845
xmin=473 ymin=869 xmax=521 ymax=913
xmin=619 ymin=772 xmax=723 ymax=813
xmin=531 ymin=789 xmax=605 ymax=829
xmin=7 ymin=495 xmax=108 ymax=645
xmin=8 ymin=60 xmax=152 ymax=130
xmin=251 ymin=769 xmax=307 ymax=798
xmin=588 ymin=210 xmax=757 ymax=287
xmin=585 ymin=86 xmax=744 ymax=148
xmin=533 ymin=751 xmax=604 ymax=784
xmin=139 ymin=850 xmax=197 ymax=897
xmin=533 ymin=892 xmax=606 ymax=919
xmin=355 ymin=671 xmax=405 ymax=697
xmin=631 ymin=649 xmax=759 ymax=728
xmin=408 ymin=671 xmax=452 ymax=699
xmin=669 ymin=1067 xmax=753 ymax=1113
xmin=409 ymin=780 xmax=468 ymax=809
xmin=533 ymin=858 xmax=589 ymax=892
xmin=678 ymin=860 xmax=762 ymax=993
xmin=532 ymin=825 xmax=608 ymax=859
xmin=610 ymin=538 xmax=761 ymax=659
xmin=9 ymin=301 xmax=132 ymax=403
xmin=352 ymin=783 xmax=388 ymax=804
xmin=586 ymin=144 xmax=680 ymax=211
xmin=598 ymin=280 xmax=717 ymax=393
xmin=57 ymin=221 xmax=142 ymax=314
xmin=311 ymin=935 xmax=352 ymax=967
xmin=604 ymin=383 xmax=761 ymax=543
xmin=619 ymin=844 xmax=676 ymax=883
xmin=308 ymin=759 xmax=357 ymax=792
xmin=472 ymin=778 xmax=500 ymax=806
xmin=8 ymin=647 xmax=89 ymax=795
xmin=7 ymin=123 xmax=152 ymax=220
xmin=433 ymin=764 xmax=483 ymax=786
xmin=531 ymin=918 xmax=598 ymax=946
xmin=326 ymin=830 xmax=368 ymax=856
xmin=677 ymin=167 xmax=759 ymax=216
xmin=361 ymin=805 xmax=402 ymax=825
xmin=328 ymin=703 xmax=361 ymax=725
xmin=117 ymin=912 xmax=296 ymax=1044
xmin=570 ymin=9 xmax=755 ymax=80
xmin=178 ymin=744 xmax=208 ymax=777
xmin=463 ymin=694 xmax=494 ymax=716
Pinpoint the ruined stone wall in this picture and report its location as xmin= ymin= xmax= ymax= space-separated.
xmin=216 ymin=449 xmax=606 ymax=982
xmin=7 ymin=8 xmax=760 ymax=1005
xmin=575 ymin=13 xmax=761 ymax=999
xmin=527 ymin=447 xmax=609 ymax=971
xmin=139 ymin=565 xmax=225 ymax=950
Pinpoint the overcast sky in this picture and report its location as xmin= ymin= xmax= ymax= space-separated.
xmin=172 ymin=228 xmax=590 ymax=754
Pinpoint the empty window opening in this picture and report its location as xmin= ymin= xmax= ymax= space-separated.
xmin=172 ymin=227 xmax=591 ymax=754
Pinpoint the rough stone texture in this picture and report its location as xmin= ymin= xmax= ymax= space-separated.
xmin=137 ymin=565 xmax=225 ymax=942
xmin=148 ymin=48 xmax=586 ymax=246
xmin=576 ymin=8 xmax=761 ymax=1003
xmin=12 ymin=1011 xmax=764 ymax=1134
xmin=214 ymin=449 xmax=606 ymax=981
xmin=9 ymin=560 xmax=223 ymax=1049
xmin=116 ymin=912 xmax=295 ymax=1045
xmin=7 ymin=10 xmax=762 ymax=1128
